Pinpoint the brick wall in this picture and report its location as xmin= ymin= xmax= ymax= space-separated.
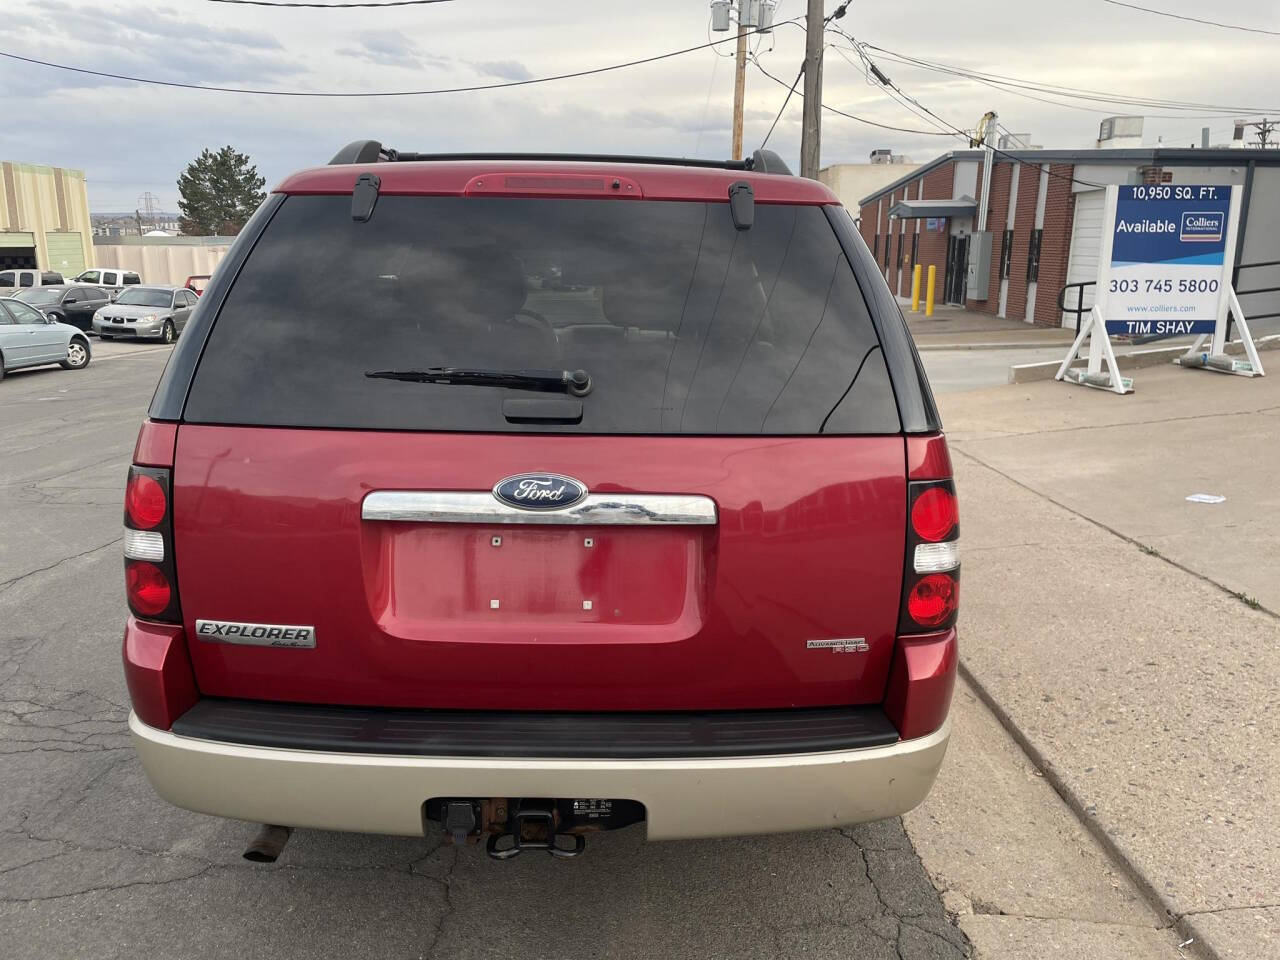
xmin=886 ymin=189 xmax=899 ymax=288
xmin=857 ymin=161 xmax=963 ymax=301
xmin=855 ymin=157 xmax=1076 ymax=323
xmin=859 ymin=196 xmax=877 ymax=252
xmin=916 ymin=165 xmax=952 ymax=302
xmin=1033 ymin=163 xmax=1077 ymax=327
xmin=964 ymin=162 xmax=1013 ymax=313
xmin=1004 ymin=163 xmax=1043 ymax=322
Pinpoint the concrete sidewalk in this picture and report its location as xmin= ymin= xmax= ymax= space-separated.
xmin=940 ymin=367 xmax=1280 ymax=960
xmin=903 ymin=303 xmax=1078 ymax=351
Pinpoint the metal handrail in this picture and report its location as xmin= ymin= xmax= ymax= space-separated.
xmin=1234 ymin=259 xmax=1280 ymax=326
xmin=1057 ymin=281 xmax=1095 ymax=331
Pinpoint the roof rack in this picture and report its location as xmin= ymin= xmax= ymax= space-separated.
xmin=327 ymin=141 xmax=793 ymax=175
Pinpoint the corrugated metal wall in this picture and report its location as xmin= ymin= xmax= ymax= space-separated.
xmin=90 ymin=242 xmax=230 ymax=285
xmin=0 ymin=161 xmax=94 ymax=272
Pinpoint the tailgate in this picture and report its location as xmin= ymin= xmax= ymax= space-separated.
xmin=174 ymin=427 xmax=906 ymax=711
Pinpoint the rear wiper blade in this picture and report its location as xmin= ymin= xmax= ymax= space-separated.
xmin=366 ymin=366 xmax=592 ymax=397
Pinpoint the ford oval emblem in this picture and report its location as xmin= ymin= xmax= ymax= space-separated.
xmin=493 ymin=473 xmax=588 ymax=511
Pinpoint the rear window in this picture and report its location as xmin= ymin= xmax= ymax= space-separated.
xmin=116 ymin=288 xmax=172 ymax=307
xmin=185 ymin=195 xmax=899 ymax=435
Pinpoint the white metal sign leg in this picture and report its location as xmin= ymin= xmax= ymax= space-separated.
xmin=1054 ymin=306 xmax=1133 ymax=394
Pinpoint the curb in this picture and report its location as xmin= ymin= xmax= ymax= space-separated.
xmin=1008 ymin=334 xmax=1280 ymax=384
xmin=915 ymin=340 xmax=1075 ymax=352
xmin=957 ymin=661 xmax=1220 ymax=960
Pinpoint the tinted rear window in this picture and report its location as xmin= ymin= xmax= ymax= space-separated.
xmin=185 ymin=195 xmax=898 ymax=434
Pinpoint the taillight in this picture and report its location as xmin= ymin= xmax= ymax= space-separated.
xmin=125 ymin=562 xmax=171 ymax=616
xmin=910 ymin=486 xmax=957 ymax=542
xmin=124 ymin=464 xmax=181 ymax=623
xmin=907 ymin=574 xmax=957 ymax=627
xmin=125 ymin=473 xmax=167 ymax=529
xmin=900 ymin=479 xmax=959 ymax=633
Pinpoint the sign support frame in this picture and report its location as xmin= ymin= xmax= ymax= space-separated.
xmin=1174 ymin=185 xmax=1265 ymax=377
xmin=1055 ymin=186 xmax=1133 ymax=394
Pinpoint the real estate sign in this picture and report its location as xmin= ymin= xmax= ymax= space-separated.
xmin=1101 ymin=184 xmax=1237 ymax=337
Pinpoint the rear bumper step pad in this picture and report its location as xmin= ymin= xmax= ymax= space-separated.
xmin=171 ymin=698 xmax=900 ymax=759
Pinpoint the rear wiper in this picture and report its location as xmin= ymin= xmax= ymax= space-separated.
xmin=365 ymin=366 xmax=592 ymax=397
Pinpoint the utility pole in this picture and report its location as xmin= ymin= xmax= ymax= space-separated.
xmin=1253 ymin=118 xmax=1275 ymax=148
xmin=798 ymin=0 xmax=824 ymax=178
xmin=712 ymin=1 xmax=776 ymax=161
xmin=731 ymin=21 xmax=749 ymax=161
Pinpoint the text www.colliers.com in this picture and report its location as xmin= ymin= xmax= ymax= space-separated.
xmin=1123 ymin=303 xmax=1200 ymax=314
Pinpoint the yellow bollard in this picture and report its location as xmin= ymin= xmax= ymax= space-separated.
xmin=925 ymin=265 xmax=937 ymax=317
xmin=910 ymin=264 xmax=922 ymax=312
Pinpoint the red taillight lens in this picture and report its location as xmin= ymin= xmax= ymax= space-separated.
xmin=911 ymin=486 xmax=957 ymax=542
xmin=900 ymin=476 xmax=960 ymax=635
xmin=126 ymin=473 xmax=167 ymax=529
xmin=907 ymin=573 xmax=958 ymax=628
xmin=124 ymin=462 xmax=179 ymax=623
xmin=126 ymin=561 xmax=171 ymax=617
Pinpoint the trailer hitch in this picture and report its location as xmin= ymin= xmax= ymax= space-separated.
xmin=486 ymin=803 xmax=586 ymax=860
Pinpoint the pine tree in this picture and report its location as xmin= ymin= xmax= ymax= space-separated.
xmin=176 ymin=146 xmax=267 ymax=236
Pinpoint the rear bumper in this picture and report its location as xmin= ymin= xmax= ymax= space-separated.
xmin=129 ymin=711 xmax=950 ymax=841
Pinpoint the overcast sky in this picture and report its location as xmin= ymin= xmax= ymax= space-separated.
xmin=3 ymin=0 xmax=1278 ymax=211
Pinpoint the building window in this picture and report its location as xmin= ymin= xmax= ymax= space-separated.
xmin=911 ymin=232 xmax=919 ymax=267
xmin=896 ymin=232 xmax=904 ymax=270
xmin=873 ymin=234 xmax=879 ymax=259
xmin=1000 ymin=229 xmax=1013 ymax=280
xmin=1026 ymin=228 xmax=1043 ymax=282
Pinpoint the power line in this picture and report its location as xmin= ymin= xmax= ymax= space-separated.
xmin=752 ymin=59 xmax=953 ymax=136
xmin=820 ymin=29 xmax=1104 ymax=188
xmin=0 ymin=17 xmax=801 ymax=98
xmin=759 ymin=62 xmax=805 ymax=150
xmin=1099 ymin=0 xmax=1280 ymax=36
xmin=864 ymin=44 xmax=1280 ymax=116
xmin=862 ymin=45 xmax=1243 ymax=120
xmin=827 ymin=43 xmax=955 ymax=136
xmin=203 ymin=0 xmax=454 ymax=6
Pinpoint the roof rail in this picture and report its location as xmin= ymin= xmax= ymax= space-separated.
xmin=750 ymin=149 xmax=791 ymax=175
xmin=329 ymin=140 xmax=394 ymax=165
xmin=327 ymin=142 xmax=794 ymax=175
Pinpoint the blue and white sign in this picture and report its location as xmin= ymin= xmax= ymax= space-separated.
xmin=1103 ymin=185 xmax=1233 ymax=337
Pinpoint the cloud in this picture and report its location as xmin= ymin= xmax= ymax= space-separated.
xmin=336 ymin=31 xmax=451 ymax=71
xmin=1 ymin=0 xmax=301 ymax=99
xmin=471 ymin=60 xmax=533 ymax=82
xmin=5 ymin=0 xmax=1280 ymax=210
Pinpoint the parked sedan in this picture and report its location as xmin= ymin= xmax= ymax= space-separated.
xmin=93 ymin=285 xmax=197 ymax=343
xmin=0 ymin=298 xmax=91 ymax=380
xmin=8 ymin=285 xmax=111 ymax=332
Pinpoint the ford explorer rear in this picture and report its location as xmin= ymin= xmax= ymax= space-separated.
xmin=122 ymin=143 xmax=958 ymax=859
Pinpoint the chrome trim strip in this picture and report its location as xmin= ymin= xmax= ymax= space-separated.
xmin=123 ymin=529 xmax=164 ymax=562
xmin=362 ymin=491 xmax=718 ymax=526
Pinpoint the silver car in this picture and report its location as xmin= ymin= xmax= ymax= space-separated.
xmin=93 ymin=285 xmax=197 ymax=343
xmin=0 ymin=297 xmax=91 ymax=381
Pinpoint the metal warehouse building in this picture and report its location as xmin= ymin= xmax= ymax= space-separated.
xmin=857 ymin=148 xmax=1280 ymax=328
xmin=0 ymin=161 xmax=94 ymax=277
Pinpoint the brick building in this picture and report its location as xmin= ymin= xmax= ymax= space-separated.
xmin=856 ymin=147 xmax=1280 ymax=328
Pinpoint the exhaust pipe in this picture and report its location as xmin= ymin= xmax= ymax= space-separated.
xmin=243 ymin=824 xmax=293 ymax=863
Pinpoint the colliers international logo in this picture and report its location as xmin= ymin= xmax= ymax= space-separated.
xmin=1180 ymin=211 xmax=1225 ymax=243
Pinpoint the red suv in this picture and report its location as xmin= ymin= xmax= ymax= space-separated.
xmin=123 ymin=142 xmax=958 ymax=859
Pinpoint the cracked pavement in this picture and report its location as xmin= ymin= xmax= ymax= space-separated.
xmin=0 ymin=348 xmax=969 ymax=959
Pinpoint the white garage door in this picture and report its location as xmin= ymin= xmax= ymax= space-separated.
xmin=1062 ymin=190 xmax=1105 ymax=328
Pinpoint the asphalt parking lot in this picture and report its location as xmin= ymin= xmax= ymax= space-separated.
xmin=0 ymin=347 xmax=967 ymax=960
